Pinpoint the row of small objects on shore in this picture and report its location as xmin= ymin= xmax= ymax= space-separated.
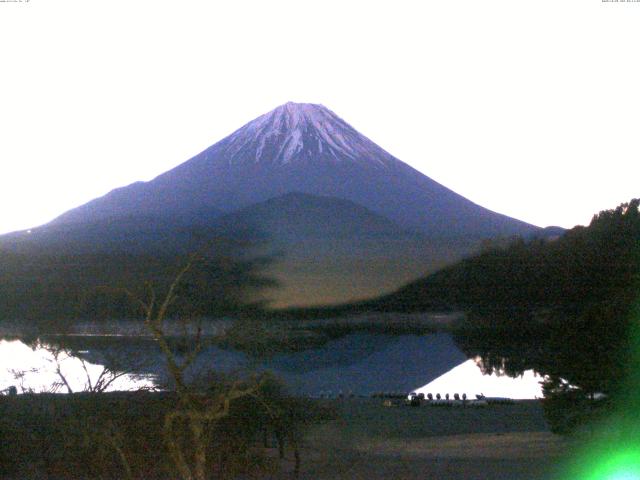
xmin=382 ymin=392 xmax=515 ymax=407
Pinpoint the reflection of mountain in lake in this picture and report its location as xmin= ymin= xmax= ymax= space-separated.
xmin=266 ymin=334 xmax=417 ymax=373
xmin=56 ymin=333 xmax=468 ymax=396
xmin=261 ymin=334 xmax=466 ymax=395
xmin=1 ymin=334 xmax=541 ymax=398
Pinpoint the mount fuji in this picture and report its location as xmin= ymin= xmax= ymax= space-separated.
xmin=5 ymin=102 xmax=544 ymax=307
xmin=51 ymin=102 xmax=538 ymax=239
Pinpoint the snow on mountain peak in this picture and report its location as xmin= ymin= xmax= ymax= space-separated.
xmin=220 ymin=102 xmax=397 ymax=168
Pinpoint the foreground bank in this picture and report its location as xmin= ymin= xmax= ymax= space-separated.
xmin=0 ymin=392 xmax=567 ymax=480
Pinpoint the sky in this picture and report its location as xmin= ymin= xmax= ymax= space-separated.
xmin=0 ymin=0 xmax=638 ymax=234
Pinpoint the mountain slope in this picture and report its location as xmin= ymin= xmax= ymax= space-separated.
xmin=52 ymin=102 xmax=539 ymax=239
xmin=212 ymin=192 xmax=416 ymax=242
xmin=5 ymin=102 xmax=547 ymax=308
xmin=207 ymin=192 xmax=478 ymax=307
xmin=0 ymin=210 xmax=222 ymax=255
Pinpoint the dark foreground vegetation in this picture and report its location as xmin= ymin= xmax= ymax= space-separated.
xmin=0 ymin=395 xmax=565 ymax=480
xmin=0 ymin=384 xmax=332 ymax=480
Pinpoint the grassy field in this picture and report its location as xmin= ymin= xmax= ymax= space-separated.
xmin=272 ymin=399 xmax=569 ymax=480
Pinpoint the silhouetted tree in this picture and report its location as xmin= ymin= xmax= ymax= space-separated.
xmin=394 ymin=199 xmax=640 ymax=430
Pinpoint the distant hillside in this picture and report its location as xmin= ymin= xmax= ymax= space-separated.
xmin=371 ymin=203 xmax=637 ymax=314
xmin=209 ymin=192 xmax=479 ymax=307
xmin=213 ymin=192 xmax=413 ymax=241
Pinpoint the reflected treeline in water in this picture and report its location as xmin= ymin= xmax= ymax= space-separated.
xmin=0 ymin=337 xmax=155 ymax=394
xmin=0 ymin=332 xmax=472 ymax=397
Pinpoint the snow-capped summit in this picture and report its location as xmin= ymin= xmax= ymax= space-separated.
xmin=51 ymin=102 xmax=539 ymax=239
xmin=216 ymin=102 xmax=397 ymax=168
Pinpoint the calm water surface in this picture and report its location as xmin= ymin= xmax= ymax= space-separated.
xmin=0 ymin=333 xmax=543 ymax=398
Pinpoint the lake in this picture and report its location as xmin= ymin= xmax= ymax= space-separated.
xmin=0 ymin=332 xmax=544 ymax=398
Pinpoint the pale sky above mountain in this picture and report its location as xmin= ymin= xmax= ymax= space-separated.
xmin=0 ymin=0 xmax=638 ymax=234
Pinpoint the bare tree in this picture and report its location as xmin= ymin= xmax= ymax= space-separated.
xmin=45 ymin=341 xmax=147 ymax=394
xmin=6 ymin=338 xmax=147 ymax=395
xmin=128 ymin=253 xmax=265 ymax=480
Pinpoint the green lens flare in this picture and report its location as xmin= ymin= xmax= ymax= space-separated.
xmin=590 ymin=450 xmax=640 ymax=480
xmin=563 ymin=448 xmax=640 ymax=480
xmin=557 ymin=297 xmax=640 ymax=480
